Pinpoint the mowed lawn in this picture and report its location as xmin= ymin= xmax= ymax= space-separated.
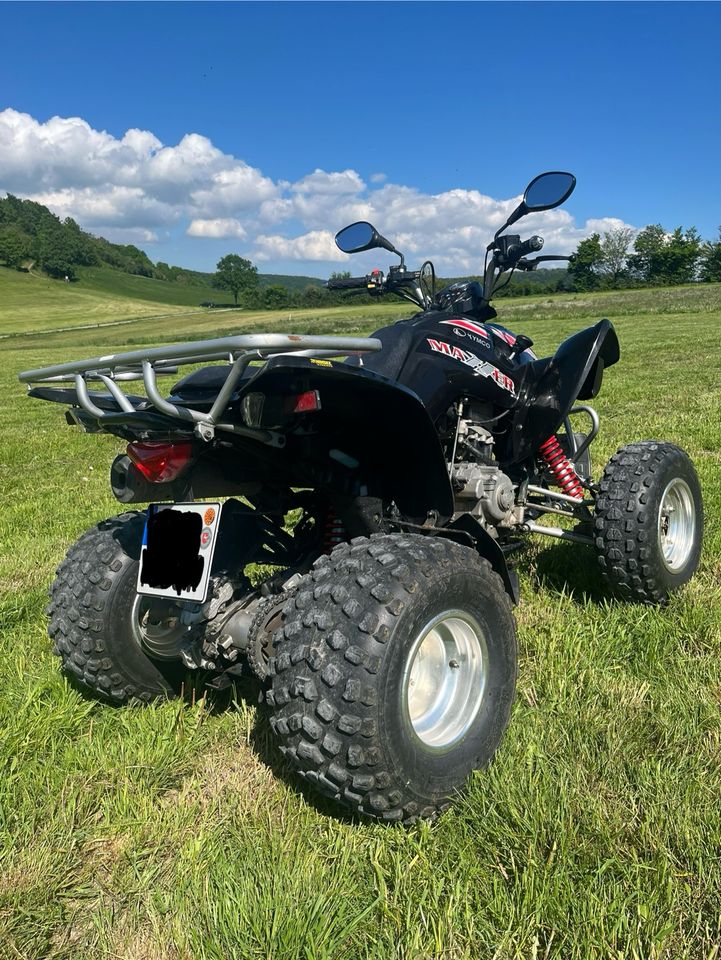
xmin=1 ymin=280 xmax=720 ymax=959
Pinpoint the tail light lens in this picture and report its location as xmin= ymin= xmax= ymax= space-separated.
xmin=283 ymin=390 xmax=322 ymax=414
xmin=126 ymin=441 xmax=194 ymax=483
xmin=241 ymin=389 xmax=322 ymax=427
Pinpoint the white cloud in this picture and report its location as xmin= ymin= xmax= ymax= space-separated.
xmin=291 ymin=168 xmax=365 ymax=195
xmin=187 ymin=218 xmax=247 ymax=239
xmin=252 ymin=230 xmax=348 ymax=262
xmin=30 ymin=185 xmax=177 ymax=228
xmin=97 ymin=226 xmax=160 ymax=245
xmin=0 ymin=107 xmax=636 ymax=273
xmin=0 ymin=108 xmax=276 ymax=228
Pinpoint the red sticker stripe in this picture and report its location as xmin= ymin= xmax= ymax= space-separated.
xmin=490 ymin=326 xmax=516 ymax=346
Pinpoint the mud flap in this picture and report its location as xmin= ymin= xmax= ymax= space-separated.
xmin=443 ymin=514 xmax=520 ymax=604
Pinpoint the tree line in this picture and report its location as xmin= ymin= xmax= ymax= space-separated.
xmin=3 ymin=192 xmax=720 ymax=304
xmin=568 ymin=224 xmax=721 ymax=290
xmin=0 ymin=194 xmax=158 ymax=279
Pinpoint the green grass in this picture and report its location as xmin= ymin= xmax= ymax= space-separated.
xmin=74 ymin=265 xmax=223 ymax=307
xmin=0 ymin=266 xmax=200 ymax=336
xmin=1 ymin=282 xmax=721 ymax=958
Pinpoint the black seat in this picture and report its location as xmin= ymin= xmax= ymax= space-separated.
xmin=348 ymin=324 xmax=415 ymax=381
xmin=170 ymin=365 xmax=249 ymax=403
xmin=172 ymin=324 xmax=416 ymax=402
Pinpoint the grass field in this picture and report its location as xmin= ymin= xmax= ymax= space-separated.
xmin=1 ymin=279 xmax=720 ymax=958
xmin=0 ymin=266 xmax=330 ymax=337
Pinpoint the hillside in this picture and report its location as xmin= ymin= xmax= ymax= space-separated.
xmin=0 ymin=265 xmax=194 ymax=335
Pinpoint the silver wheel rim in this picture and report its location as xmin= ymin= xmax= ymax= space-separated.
xmin=658 ymin=477 xmax=696 ymax=573
xmin=131 ymin=594 xmax=186 ymax=660
xmin=402 ymin=610 xmax=487 ymax=751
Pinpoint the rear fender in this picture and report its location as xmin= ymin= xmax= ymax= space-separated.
xmin=511 ymin=319 xmax=619 ymax=462
xmin=239 ymin=357 xmax=455 ymax=519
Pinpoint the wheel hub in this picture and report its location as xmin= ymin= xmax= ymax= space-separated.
xmin=658 ymin=477 xmax=696 ymax=572
xmin=402 ymin=610 xmax=487 ymax=750
xmin=131 ymin=595 xmax=187 ymax=660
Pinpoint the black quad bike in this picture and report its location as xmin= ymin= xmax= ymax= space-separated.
xmin=19 ymin=172 xmax=703 ymax=823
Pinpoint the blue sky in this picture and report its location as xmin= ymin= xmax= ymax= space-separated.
xmin=1 ymin=1 xmax=719 ymax=276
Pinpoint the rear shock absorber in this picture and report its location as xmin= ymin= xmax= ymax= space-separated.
xmin=539 ymin=435 xmax=584 ymax=501
xmin=323 ymin=508 xmax=347 ymax=553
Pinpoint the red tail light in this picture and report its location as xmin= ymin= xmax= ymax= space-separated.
xmin=126 ymin=441 xmax=194 ymax=483
xmin=283 ymin=389 xmax=322 ymax=414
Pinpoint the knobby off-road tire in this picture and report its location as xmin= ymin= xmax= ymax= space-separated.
xmin=48 ymin=511 xmax=183 ymax=704
xmin=267 ymin=533 xmax=517 ymax=823
xmin=594 ymin=441 xmax=703 ymax=604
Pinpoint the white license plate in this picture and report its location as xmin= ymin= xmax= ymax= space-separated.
xmin=137 ymin=502 xmax=222 ymax=602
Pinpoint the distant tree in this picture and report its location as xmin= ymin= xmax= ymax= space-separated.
xmin=63 ymin=217 xmax=98 ymax=266
xmin=700 ymin=228 xmax=721 ymax=283
xmin=329 ymin=271 xmax=351 ymax=281
xmin=599 ymin=227 xmax=634 ymax=286
xmin=214 ymin=254 xmax=259 ymax=305
xmin=262 ymin=284 xmax=289 ymax=309
xmin=0 ymin=225 xmax=32 ymax=268
xmin=568 ymin=233 xmax=603 ymax=290
xmin=627 ymin=224 xmax=666 ymax=283
xmin=153 ymin=261 xmax=172 ymax=281
xmin=300 ymin=284 xmax=325 ymax=306
xmin=628 ymin=224 xmax=702 ymax=285
xmin=34 ymin=225 xmax=76 ymax=279
xmin=662 ymin=227 xmax=702 ymax=284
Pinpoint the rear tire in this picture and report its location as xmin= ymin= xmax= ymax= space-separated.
xmin=594 ymin=441 xmax=703 ymax=603
xmin=267 ymin=533 xmax=517 ymax=823
xmin=48 ymin=512 xmax=184 ymax=704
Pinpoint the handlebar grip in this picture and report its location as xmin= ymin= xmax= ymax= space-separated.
xmin=507 ymin=235 xmax=544 ymax=262
xmin=326 ymin=276 xmax=370 ymax=290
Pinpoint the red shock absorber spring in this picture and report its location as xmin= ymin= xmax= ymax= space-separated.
xmin=323 ymin=508 xmax=347 ymax=553
xmin=539 ymin=435 xmax=585 ymax=500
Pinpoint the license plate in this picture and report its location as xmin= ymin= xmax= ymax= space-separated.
xmin=137 ymin=502 xmax=222 ymax=602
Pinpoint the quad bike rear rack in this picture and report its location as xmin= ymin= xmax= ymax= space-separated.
xmin=18 ymin=332 xmax=383 ymax=444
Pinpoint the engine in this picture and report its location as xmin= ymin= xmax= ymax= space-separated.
xmin=449 ymin=408 xmax=516 ymax=528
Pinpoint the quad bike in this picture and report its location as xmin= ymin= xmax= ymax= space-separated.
xmin=19 ymin=172 xmax=703 ymax=823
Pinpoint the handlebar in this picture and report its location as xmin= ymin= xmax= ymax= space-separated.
xmin=325 ymin=276 xmax=371 ymax=290
xmin=506 ymin=235 xmax=544 ymax=263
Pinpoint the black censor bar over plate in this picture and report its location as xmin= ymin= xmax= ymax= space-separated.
xmin=139 ymin=507 xmax=205 ymax=595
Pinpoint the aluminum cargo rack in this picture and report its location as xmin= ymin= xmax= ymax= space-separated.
xmin=19 ymin=332 xmax=382 ymax=445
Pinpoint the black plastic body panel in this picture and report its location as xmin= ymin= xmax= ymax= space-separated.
xmin=508 ymin=319 xmax=619 ymax=463
xmin=132 ymin=311 xmax=618 ymax=509
xmin=233 ymin=356 xmax=455 ymax=519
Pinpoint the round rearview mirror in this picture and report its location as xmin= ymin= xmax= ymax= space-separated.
xmin=335 ymin=221 xmax=377 ymax=254
xmin=523 ymin=171 xmax=576 ymax=212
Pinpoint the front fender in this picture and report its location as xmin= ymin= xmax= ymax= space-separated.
xmin=510 ymin=319 xmax=619 ymax=462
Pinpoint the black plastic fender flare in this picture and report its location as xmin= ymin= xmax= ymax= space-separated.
xmin=440 ymin=513 xmax=520 ymax=604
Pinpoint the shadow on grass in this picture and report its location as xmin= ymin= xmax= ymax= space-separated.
xmin=202 ymin=674 xmax=366 ymax=826
xmin=529 ymin=540 xmax=610 ymax=606
xmin=63 ymin=663 xmax=364 ymax=824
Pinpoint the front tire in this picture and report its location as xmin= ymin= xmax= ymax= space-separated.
xmin=48 ymin=512 xmax=185 ymax=704
xmin=267 ymin=534 xmax=517 ymax=823
xmin=594 ymin=441 xmax=703 ymax=603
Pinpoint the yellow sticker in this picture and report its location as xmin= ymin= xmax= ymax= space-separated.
xmin=310 ymin=358 xmax=333 ymax=367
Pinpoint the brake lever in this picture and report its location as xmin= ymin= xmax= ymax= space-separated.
xmin=518 ymin=254 xmax=571 ymax=271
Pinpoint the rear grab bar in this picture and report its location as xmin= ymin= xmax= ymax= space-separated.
xmin=19 ymin=332 xmax=382 ymax=444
